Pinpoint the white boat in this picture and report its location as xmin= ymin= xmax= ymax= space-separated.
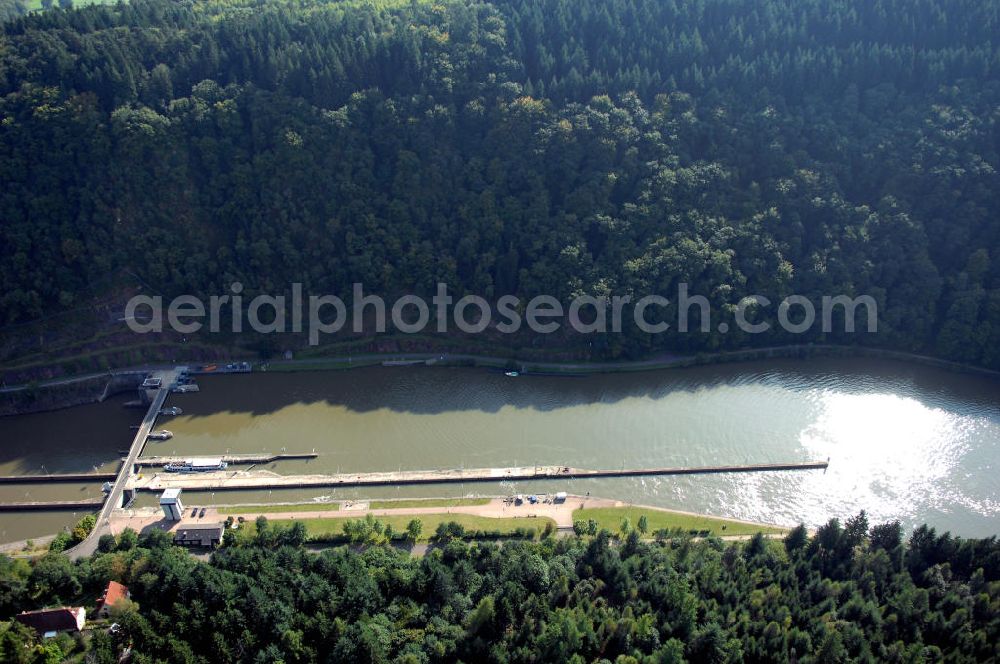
xmin=164 ymin=458 xmax=228 ymax=473
xmin=505 ymin=371 xmax=520 ymax=377
xmin=147 ymin=430 xmax=173 ymax=440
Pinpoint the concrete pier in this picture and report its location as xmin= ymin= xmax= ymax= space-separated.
xmin=0 ymin=499 xmax=105 ymax=511
xmin=129 ymin=460 xmax=829 ymax=492
xmin=0 ymin=472 xmax=117 ymax=484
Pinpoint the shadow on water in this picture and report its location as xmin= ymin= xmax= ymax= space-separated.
xmin=168 ymin=357 xmax=1000 ymax=420
xmin=0 ymin=357 xmax=996 ymax=475
xmin=1 ymin=356 xmax=999 ymax=542
xmin=0 ymin=393 xmax=140 ymax=474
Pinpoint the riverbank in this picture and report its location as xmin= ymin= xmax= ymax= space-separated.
xmin=0 ymin=534 xmax=57 ymax=557
xmin=3 ymin=342 xmax=998 ymax=416
xmin=0 ymin=371 xmax=145 ymax=416
xmin=260 ymin=343 xmax=1000 ymax=378
xmin=0 ymin=495 xmax=788 ymax=553
xmin=108 ymin=495 xmax=789 ymax=544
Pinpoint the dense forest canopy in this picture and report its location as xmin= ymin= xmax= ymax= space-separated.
xmin=1 ymin=0 xmax=999 ymax=363
xmin=0 ymin=0 xmax=26 ymax=25
xmin=1 ymin=516 xmax=999 ymax=662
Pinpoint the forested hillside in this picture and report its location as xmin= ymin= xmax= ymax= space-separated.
xmin=1 ymin=516 xmax=999 ymax=662
xmin=1 ymin=0 xmax=999 ymax=364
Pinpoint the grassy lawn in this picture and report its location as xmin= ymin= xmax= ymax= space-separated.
xmin=367 ymin=497 xmax=491 ymax=509
xmin=294 ymin=513 xmax=555 ymax=542
xmin=573 ymin=507 xmax=787 ymax=537
xmin=218 ymin=497 xmax=490 ymax=515
xmin=218 ymin=502 xmax=340 ymax=515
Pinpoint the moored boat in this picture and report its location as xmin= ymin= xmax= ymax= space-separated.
xmin=164 ymin=458 xmax=228 ymax=473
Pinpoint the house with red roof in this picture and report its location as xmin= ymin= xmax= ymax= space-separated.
xmin=96 ymin=581 xmax=130 ymax=619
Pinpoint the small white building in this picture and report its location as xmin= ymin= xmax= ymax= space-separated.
xmin=159 ymin=488 xmax=184 ymax=521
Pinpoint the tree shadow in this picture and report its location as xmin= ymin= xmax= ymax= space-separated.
xmin=0 ymin=392 xmax=139 ymax=473
xmin=164 ymin=357 xmax=1000 ymax=421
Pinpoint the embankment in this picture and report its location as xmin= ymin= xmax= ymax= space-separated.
xmin=266 ymin=343 xmax=1000 ymax=379
xmin=0 ymin=371 xmax=144 ymax=416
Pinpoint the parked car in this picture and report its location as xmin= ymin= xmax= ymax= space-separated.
xmin=199 ymin=507 xmax=207 ymax=518
xmin=190 ymin=507 xmax=198 ymax=517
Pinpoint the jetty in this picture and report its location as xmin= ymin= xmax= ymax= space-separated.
xmin=129 ymin=460 xmax=829 ymax=492
xmin=0 ymin=472 xmax=117 ymax=484
xmin=136 ymin=452 xmax=318 ymax=467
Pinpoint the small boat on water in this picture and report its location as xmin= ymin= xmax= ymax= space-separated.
xmin=164 ymin=458 xmax=228 ymax=473
xmin=505 ymin=370 xmax=520 ymax=377
xmin=148 ymin=430 xmax=173 ymax=440
xmin=160 ymin=406 xmax=183 ymax=416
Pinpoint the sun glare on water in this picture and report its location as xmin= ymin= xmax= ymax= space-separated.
xmin=795 ymin=389 xmax=993 ymax=528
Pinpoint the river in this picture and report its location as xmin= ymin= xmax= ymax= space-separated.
xmin=0 ymin=393 xmax=137 ymax=546
xmin=1 ymin=357 xmax=998 ymax=544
